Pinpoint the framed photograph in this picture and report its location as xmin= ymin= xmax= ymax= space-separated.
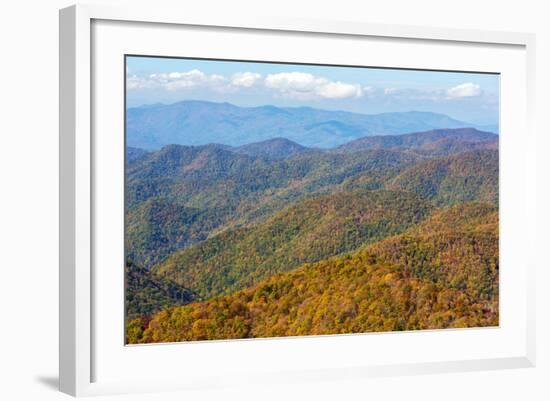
xmin=59 ymin=4 xmax=536 ymax=396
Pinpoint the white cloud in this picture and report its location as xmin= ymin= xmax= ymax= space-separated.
xmin=231 ymin=72 xmax=262 ymax=87
xmin=363 ymin=86 xmax=376 ymax=96
xmin=151 ymin=69 xmax=226 ymax=91
xmin=127 ymin=69 xmax=263 ymax=92
xmin=126 ymin=74 xmax=156 ymax=90
xmin=381 ymin=87 xmax=445 ymax=101
xmin=126 ymin=69 xmax=230 ymax=91
xmin=316 ymin=81 xmax=363 ymax=99
xmin=378 ymin=84 xmax=484 ymax=101
xmin=127 ymin=69 xmax=485 ymax=106
xmin=264 ymin=72 xmax=363 ymax=99
xmin=265 ymin=72 xmax=318 ymax=92
xmin=446 ymin=82 xmax=482 ymax=98
xmin=210 ymin=74 xmax=225 ymax=82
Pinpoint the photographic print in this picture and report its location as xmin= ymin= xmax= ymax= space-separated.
xmin=124 ymin=56 xmax=499 ymax=344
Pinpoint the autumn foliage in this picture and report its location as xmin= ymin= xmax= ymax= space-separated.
xmin=125 ymin=130 xmax=499 ymax=344
xmin=127 ymin=203 xmax=498 ymax=343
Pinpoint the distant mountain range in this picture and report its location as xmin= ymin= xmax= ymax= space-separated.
xmin=127 ymin=127 xmax=498 ymax=162
xmin=126 ymin=100 xmax=498 ymax=149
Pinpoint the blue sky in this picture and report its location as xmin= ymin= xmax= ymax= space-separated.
xmin=126 ymin=56 xmax=499 ymax=125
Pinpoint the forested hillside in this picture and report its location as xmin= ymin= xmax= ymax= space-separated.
xmin=125 ymin=126 xmax=499 ymax=343
xmin=388 ymin=149 xmax=498 ymax=206
xmin=127 ymin=203 xmax=498 ymax=343
xmin=126 ymin=145 xmax=420 ymax=268
xmin=232 ymin=137 xmax=312 ymax=160
xmin=126 ymin=131 xmax=498 ymax=269
xmin=152 ymin=190 xmax=433 ymax=300
xmin=125 ymin=262 xmax=198 ymax=320
xmin=336 ymin=127 xmax=497 ymax=154
xmin=412 ymin=136 xmax=497 ymax=157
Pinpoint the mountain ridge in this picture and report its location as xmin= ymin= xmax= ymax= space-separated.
xmin=233 ymin=137 xmax=313 ymax=159
xmin=336 ymin=128 xmax=497 ymax=153
xmin=126 ymin=144 xmax=498 ymax=269
xmin=126 ymin=100 xmax=497 ymax=149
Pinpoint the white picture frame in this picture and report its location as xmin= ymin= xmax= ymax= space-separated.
xmin=59 ymin=3 xmax=536 ymax=397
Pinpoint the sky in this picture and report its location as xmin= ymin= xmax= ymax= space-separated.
xmin=126 ymin=56 xmax=499 ymax=125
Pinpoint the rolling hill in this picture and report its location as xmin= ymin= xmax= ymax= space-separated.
xmin=335 ymin=127 xmax=498 ymax=155
xmin=152 ymin=190 xmax=433 ymax=300
xmin=232 ymin=137 xmax=313 ymax=159
xmin=126 ymin=145 xmax=421 ymax=268
xmin=367 ymin=202 xmax=498 ymax=288
xmin=127 ymin=202 xmax=498 ymax=343
xmin=125 ymin=198 xmax=230 ymax=271
xmin=126 ymin=146 xmax=149 ymax=162
xmin=412 ymin=136 xmax=497 ymax=157
xmin=126 ymin=100 xmax=493 ymax=149
xmin=125 ymin=262 xmax=198 ymax=320
xmin=126 ymin=143 xmax=498 ymax=269
xmin=387 ymin=149 xmax=499 ymax=206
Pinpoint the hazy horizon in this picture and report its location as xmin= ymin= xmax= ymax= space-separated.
xmin=126 ymin=56 xmax=500 ymax=126
xmin=127 ymin=98 xmax=497 ymax=127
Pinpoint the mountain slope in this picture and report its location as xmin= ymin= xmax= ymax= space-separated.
xmin=126 ymin=144 xmax=497 ymax=269
xmin=232 ymin=137 xmax=312 ymax=159
xmin=126 ymin=100 xmax=490 ymax=149
xmin=152 ymin=190 xmax=433 ymax=300
xmin=126 ymin=146 xmax=149 ymax=162
xmin=413 ymin=136 xmax=498 ymax=157
xmin=125 ymin=199 xmax=230 ymax=270
xmin=336 ymin=128 xmax=498 ymax=155
xmin=125 ymin=262 xmax=197 ymax=320
xmin=367 ymin=202 xmax=498 ymax=288
xmin=126 ymin=145 xmax=420 ymax=268
xmin=128 ymin=203 xmax=498 ymax=343
xmin=126 ymin=144 xmax=420 ymax=210
xmin=387 ymin=149 xmax=498 ymax=206
xmin=405 ymin=201 xmax=498 ymax=236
